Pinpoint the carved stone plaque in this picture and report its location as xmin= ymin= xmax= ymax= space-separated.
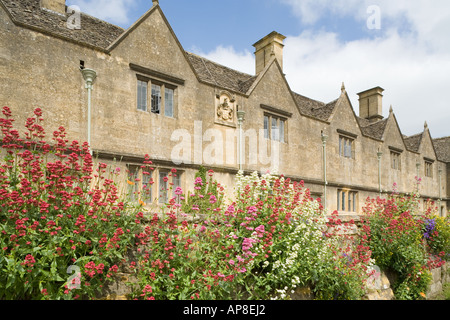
xmin=215 ymin=91 xmax=237 ymax=127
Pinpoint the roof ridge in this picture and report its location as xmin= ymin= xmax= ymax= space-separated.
xmin=363 ymin=118 xmax=388 ymax=127
xmin=323 ymin=98 xmax=339 ymax=107
xmin=78 ymin=11 xmax=125 ymax=31
xmin=292 ymin=91 xmax=325 ymax=105
xmin=404 ymin=132 xmax=423 ymax=139
xmin=433 ymin=136 xmax=450 ymax=141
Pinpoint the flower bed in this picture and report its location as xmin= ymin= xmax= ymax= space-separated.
xmin=359 ymin=192 xmax=449 ymax=300
xmin=0 ymin=107 xmax=143 ymax=299
xmin=0 ymin=106 xmax=447 ymax=300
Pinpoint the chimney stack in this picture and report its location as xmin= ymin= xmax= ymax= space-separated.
xmin=40 ymin=0 xmax=66 ymax=15
xmin=357 ymin=86 xmax=384 ymax=122
xmin=253 ymin=31 xmax=286 ymax=75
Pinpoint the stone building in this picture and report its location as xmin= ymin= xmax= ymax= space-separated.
xmin=0 ymin=0 xmax=448 ymax=216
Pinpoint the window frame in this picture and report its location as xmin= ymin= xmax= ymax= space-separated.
xmin=142 ymin=168 xmax=153 ymax=204
xmin=337 ymin=189 xmax=358 ymax=212
xmin=126 ymin=164 xmax=140 ymax=201
xmin=425 ymin=160 xmax=433 ymax=178
xmin=164 ymin=87 xmax=174 ymax=118
xmin=151 ymin=83 xmax=162 ymax=114
xmin=157 ymin=168 xmax=183 ymax=204
xmin=263 ymin=112 xmax=287 ymax=143
xmin=158 ymin=170 xmax=169 ymax=204
xmin=339 ymin=135 xmax=355 ymax=159
xmin=390 ymin=151 xmax=401 ymax=171
xmin=137 ymin=79 xmax=148 ymax=112
xmin=136 ymin=75 xmax=177 ymax=118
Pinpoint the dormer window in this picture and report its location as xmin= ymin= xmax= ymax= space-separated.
xmin=131 ymin=63 xmax=183 ymax=118
xmin=264 ymin=114 xmax=286 ymax=142
xmin=389 ymin=147 xmax=403 ymax=171
xmin=337 ymin=129 xmax=357 ymax=159
xmin=339 ymin=136 xmax=354 ymax=159
xmin=424 ymin=158 xmax=434 ymax=178
xmin=260 ymin=104 xmax=292 ymax=143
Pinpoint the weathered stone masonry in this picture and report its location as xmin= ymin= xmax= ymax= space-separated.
xmin=0 ymin=0 xmax=448 ymax=216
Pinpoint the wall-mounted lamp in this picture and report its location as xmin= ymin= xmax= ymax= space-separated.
xmin=80 ymin=68 xmax=97 ymax=155
xmin=377 ymin=148 xmax=383 ymax=197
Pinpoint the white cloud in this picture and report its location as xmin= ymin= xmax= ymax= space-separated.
xmin=190 ymin=45 xmax=255 ymax=75
xmin=280 ymin=0 xmax=362 ymax=25
xmin=196 ymin=1 xmax=450 ymax=138
xmin=67 ymin=0 xmax=136 ymax=25
xmin=282 ymin=29 xmax=450 ymax=137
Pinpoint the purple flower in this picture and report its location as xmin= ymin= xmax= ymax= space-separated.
xmin=423 ymin=218 xmax=436 ymax=239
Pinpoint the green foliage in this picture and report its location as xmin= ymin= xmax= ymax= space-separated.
xmin=181 ymin=166 xmax=223 ymax=215
xmin=131 ymin=171 xmax=372 ymax=300
xmin=0 ymin=107 xmax=142 ymax=300
xmin=360 ymin=192 xmax=434 ymax=300
xmin=425 ymin=215 xmax=450 ymax=260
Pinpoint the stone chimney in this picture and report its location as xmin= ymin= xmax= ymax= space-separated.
xmin=357 ymin=86 xmax=384 ymax=122
xmin=40 ymin=0 xmax=66 ymax=15
xmin=253 ymin=31 xmax=286 ymax=75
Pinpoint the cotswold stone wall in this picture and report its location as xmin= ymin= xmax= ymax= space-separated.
xmin=427 ymin=262 xmax=450 ymax=299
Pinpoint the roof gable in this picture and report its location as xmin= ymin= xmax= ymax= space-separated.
xmin=248 ymin=58 xmax=300 ymax=117
xmin=421 ymin=126 xmax=439 ymax=160
xmin=106 ymin=4 xmax=199 ymax=82
xmin=380 ymin=110 xmax=408 ymax=150
xmin=327 ymin=86 xmax=364 ymax=137
xmin=404 ymin=124 xmax=439 ymax=159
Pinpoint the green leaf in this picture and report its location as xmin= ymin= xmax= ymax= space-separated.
xmin=6 ymin=275 xmax=15 ymax=289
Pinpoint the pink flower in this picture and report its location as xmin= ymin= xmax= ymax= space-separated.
xmin=174 ymin=186 xmax=183 ymax=195
xmin=229 ymin=259 xmax=235 ymax=265
xmin=209 ymin=195 xmax=217 ymax=204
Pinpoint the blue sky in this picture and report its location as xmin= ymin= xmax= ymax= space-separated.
xmin=67 ymin=0 xmax=450 ymax=139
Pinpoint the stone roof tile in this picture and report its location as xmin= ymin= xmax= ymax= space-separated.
xmin=404 ymin=133 xmax=423 ymax=153
xmin=1 ymin=0 xmax=124 ymax=50
xmin=293 ymin=93 xmax=339 ymax=121
xmin=185 ymin=52 xmax=257 ymax=94
xmin=433 ymin=136 xmax=450 ymax=163
xmin=358 ymin=118 xmax=388 ymax=140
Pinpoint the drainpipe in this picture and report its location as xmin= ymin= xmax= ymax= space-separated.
xmin=321 ymin=130 xmax=328 ymax=213
xmin=80 ymin=68 xmax=97 ymax=155
xmin=438 ymin=167 xmax=442 ymax=216
xmin=237 ymin=110 xmax=245 ymax=172
xmin=416 ymin=161 xmax=421 ymax=192
xmin=377 ymin=148 xmax=383 ymax=197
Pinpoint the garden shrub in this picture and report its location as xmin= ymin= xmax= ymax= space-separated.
xmin=359 ymin=192 xmax=439 ymax=300
xmin=0 ymin=107 xmax=143 ymax=300
xmin=423 ymin=214 xmax=450 ymax=261
xmin=130 ymin=170 xmax=372 ymax=300
xmin=181 ymin=166 xmax=223 ymax=215
xmin=2 ymin=105 xmax=445 ymax=301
